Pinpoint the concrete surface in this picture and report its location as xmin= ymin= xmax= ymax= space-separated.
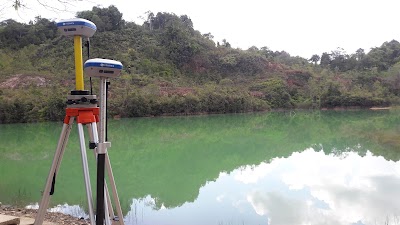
xmin=0 ymin=215 xmax=56 ymax=225
xmin=19 ymin=217 xmax=56 ymax=225
xmin=0 ymin=214 xmax=19 ymax=225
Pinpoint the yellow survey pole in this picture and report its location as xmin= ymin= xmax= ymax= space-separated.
xmin=74 ymin=35 xmax=84 ymax=91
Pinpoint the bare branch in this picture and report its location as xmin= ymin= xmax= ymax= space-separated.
xmin=0 ymin=3 xmax=9 ymax=17
xmin=57 ymin=0 xmax=76 ymax=8
xmin=1 ymin=0 xmax=94 ymax=22
xmin=36 ymin=0 xmax=68 ymax=12
xmin=7 ymin=0 xmax=89 ymax=14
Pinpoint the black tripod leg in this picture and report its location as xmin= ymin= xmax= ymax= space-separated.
xmin=96 ymin=153 xmax=106 ymax=225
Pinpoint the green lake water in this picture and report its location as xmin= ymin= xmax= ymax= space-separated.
xmin=1 ymin=110 xmax=400 ymax=225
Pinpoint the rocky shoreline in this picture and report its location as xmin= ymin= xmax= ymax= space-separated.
xmin=0 ymin=204 xmax=90 ymax=225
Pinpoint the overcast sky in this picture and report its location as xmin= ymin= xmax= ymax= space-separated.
xmin=2 ymin=0 xmax=400 ymax=58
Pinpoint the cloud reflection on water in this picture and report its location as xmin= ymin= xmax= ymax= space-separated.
xmin=240 ymin=148 xmax=400 ymax=225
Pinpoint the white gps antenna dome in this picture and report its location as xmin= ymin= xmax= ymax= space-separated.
xmin=57 ymin=18 xmax=96 ymax=37
xmin=84 ymin=58 xmax=123 ymax=78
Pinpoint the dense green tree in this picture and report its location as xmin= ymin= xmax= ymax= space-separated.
xmin=321 ymin=82 xmax=342 ymax=107
xmin=364 ymin=40 xmax=400 ymax=71
xmin=260 ymin=46 xmax=275 ymax=59
xmin=320 ymin=52 xmax=331 ymax=67
xmin=355 ymin=48 xmax=365 ymax=61
xmin=160 ymin=26 xmax=199 ymax=68
xmin=330 ymin=48 xmax=348 ymax=72
xmin=250 ymin=79 xmax=293 ymax=108
xmin=0 ymin=18 xmax=57 ymax=49
xmin=76 ymin=5 xmax=124 ymax=31
xmin=202 ymin=32 xmax=214 ymax=40
xmin=221 ymin=39 xmax=231 ymax=48
xmin=309 ymin=54 xmax=320 ymax=65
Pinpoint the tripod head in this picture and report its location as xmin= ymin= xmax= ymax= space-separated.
xmin=56 ymin=18 xmax=97 ymax=95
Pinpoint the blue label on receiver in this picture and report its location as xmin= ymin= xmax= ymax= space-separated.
xmin=56 ymin=21 xmax=96 ymax=30
xmin=84 ymin=62 xmax=123 ymax=70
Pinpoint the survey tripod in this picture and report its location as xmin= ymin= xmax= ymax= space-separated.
xmin=34 ymin=18 xmax=125 ymax=225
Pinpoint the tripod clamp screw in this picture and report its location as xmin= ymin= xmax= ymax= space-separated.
xmin=66 ymin=94 xmax=98 ymax=106
xmin=89 ymin=142 xmax=97 ymax=149
xmin=81 ymin=97 xmax=88 ymax=102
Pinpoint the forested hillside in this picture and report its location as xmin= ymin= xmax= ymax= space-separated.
xmin=1 ymin=6 xmax=400 ymax=123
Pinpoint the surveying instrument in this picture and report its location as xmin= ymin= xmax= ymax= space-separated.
xmin=34 ymin=18 xmax=125 ymax=225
